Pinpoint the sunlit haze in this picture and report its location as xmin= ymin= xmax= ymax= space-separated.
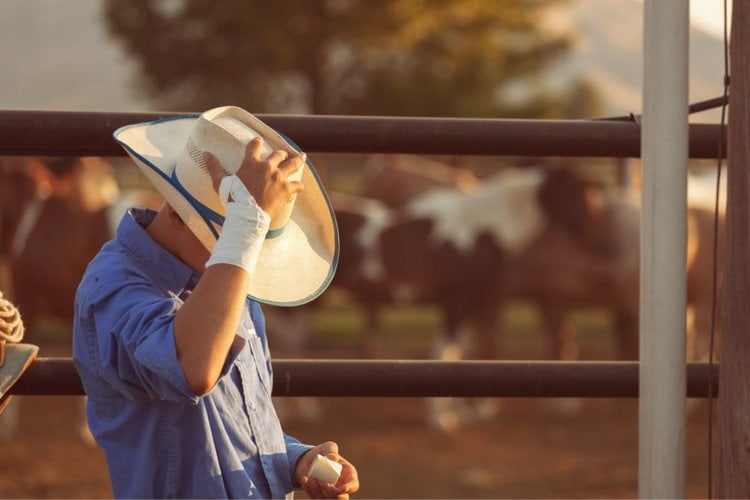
xmin=636 ymin=0 xmax=732 ymax=39
xmin=691 ymin=0 xmax=732 ymax=38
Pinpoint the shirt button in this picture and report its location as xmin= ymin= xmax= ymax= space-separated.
xmin=250 ymin=401 xmax=257 ymax=411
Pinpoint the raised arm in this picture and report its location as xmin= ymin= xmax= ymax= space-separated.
xmin=173 ymin=138 xmax=305 ymax=394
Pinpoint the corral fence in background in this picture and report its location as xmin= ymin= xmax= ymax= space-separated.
xmin=0 ymin=110 xmax=726 ymax=398
xmin=0 ymin=110 xmax=725 ymax=158
xmin=15 ymin=358 xmax=718 ymax=398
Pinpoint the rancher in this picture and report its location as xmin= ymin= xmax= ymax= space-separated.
xmin=72 ymin=106 xmax=358 ymax=499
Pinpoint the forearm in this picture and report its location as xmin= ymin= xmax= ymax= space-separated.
xmin=174 ymin=264 xmax=249 ymax=394
xmin=170 ymin=143 xmax=300 ymax=394
xmin=173 ymin=173 xmax=270 ymax=394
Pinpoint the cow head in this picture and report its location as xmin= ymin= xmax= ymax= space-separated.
xmin=537 ymin=167 xmax=618 ymax=256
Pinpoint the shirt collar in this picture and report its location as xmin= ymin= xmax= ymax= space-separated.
xmin=116 ymin=208 xmax=200 ymax=295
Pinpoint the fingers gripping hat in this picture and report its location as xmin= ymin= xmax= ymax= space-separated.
xmin=113 ymin=106 xmax=339 ymax=307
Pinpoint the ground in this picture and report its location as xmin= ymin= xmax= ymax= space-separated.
xmin=0 ymin=301 xmax=716 ymax=498
xmin=0 ymin=394 xmax=714 ymax=498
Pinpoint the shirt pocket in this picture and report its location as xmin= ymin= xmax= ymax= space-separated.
xmin=241 ymin=315 xmax=273 ymax=395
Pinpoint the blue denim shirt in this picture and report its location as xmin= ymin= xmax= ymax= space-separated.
xmin=72 ymin=208 xmax=311 ymax=499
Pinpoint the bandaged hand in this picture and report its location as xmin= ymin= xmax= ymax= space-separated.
xmin=202 ymin=138 xmax=305 ymax=275
xmin=205 ymin=175 xmax=270 ymax=274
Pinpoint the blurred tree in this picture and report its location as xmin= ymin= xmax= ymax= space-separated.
xmin=105 ymin=0 xmax=600 ymax=118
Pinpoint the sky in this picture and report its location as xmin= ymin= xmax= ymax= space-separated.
xmin=667 ymin=0 xmax=731 ymax=39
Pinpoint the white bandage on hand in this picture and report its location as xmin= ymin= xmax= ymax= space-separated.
xmin=205 ymin=175 xmax=271 ymax=274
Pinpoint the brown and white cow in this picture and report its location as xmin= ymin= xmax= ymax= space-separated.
xmin=355 ymin=167 xmax=605 ymax=353
xmin=322 ymin=166 xmax=607 ymax=429
xmin=268 ymin=156 xmax=481 ymax=423
xmin=272 ymin=159 xmax=724 ymax=427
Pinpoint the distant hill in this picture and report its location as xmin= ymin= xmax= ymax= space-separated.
xmin=0 ymin=0 xmax=727 ymax=121
xmin=566 ymin=0 xmax=726 ymax=123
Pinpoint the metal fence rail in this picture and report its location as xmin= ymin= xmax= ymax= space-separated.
xmin=0 ymin=110 xmax=726 ymax=158
xmin=12 ymin=358 xmax=718 ymax=398
xmin=0 ymin=109 xmax=724 ymax=399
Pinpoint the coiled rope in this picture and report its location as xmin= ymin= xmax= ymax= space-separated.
xmin=0 ymin=291 xmax=24 ymax=344
xmin=0 ymin=291 xmax=24 ymax=367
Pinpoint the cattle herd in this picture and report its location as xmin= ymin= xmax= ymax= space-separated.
xmin=0 ymin=156 xmax=161 ymax=442
xmin=0 ymin=153 xmax=725 ymax=435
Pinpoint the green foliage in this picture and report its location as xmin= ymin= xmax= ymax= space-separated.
xmin=105 ymin=0 xmax=600 ymax=118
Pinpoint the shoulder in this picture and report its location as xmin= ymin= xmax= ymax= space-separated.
xmin=76 ymin=240 xmax=161 ymax=315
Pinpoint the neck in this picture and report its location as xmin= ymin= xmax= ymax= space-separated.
xmin=146 ymin=205 xmax=209 ymax=273
xmin=146 ymin=207 xmax=186 ymax=263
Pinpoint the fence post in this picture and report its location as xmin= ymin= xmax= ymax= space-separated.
xmin=718 ymin=1 xmax=750 ymax=497
xmin=639 ymin=1 xmax=688 ymax=498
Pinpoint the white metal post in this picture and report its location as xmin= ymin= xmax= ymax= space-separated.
xmin=639 ymin=1 xmax=689 ymax=498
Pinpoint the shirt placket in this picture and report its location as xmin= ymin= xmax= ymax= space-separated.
xmin=236 ymin=310 xmax=280 ymax=491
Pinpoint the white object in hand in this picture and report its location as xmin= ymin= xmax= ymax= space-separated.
xmin=307 ymin=454 xmax=343 ymax=484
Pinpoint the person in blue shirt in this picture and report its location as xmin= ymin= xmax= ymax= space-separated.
xmin=73 ymin=107 xmax=359 ymax=499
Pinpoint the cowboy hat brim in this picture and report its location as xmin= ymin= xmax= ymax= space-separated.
xmin=0 ymin=343 xmax=38 ymax=413
xmin=114 ymin=115 xmax=339 ymax=307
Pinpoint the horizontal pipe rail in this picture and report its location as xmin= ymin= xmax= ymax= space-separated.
xmin=11 ymin=358 xmax=718 ymax=398
xmin=0 ymin=110 xmax=725 ymax=159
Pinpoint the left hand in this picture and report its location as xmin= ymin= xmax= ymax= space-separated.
xmin=202 ymin=137 xmax=305 ymax=220
xmin=296 ymin=441 xmax=360 ymax=499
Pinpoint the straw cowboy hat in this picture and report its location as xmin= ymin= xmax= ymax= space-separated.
xmin=0 ymin=291 xmax=37 ymax=412
xmin=114 ymin=106 xmax=339 ymax=307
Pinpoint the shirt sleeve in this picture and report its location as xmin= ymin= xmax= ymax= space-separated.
xmin=78 ymin=279 xmax=235 ymax=404
xmin=285 ymin=433 xmax=313 ymax=488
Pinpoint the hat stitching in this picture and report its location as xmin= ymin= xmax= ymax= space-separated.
xmin=186 ymin=139 xmax=209 ymax=173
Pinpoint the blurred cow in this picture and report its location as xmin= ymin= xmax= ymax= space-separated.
xmin=311 ymin=166 xmax=605 ymax=429
xmin=502 ymin=186 xmax=640 ymax=363
xmin=502 ymin=169 xmax=725 ymax=367
xmin=0 ymin=158 xmax=117 ymax=333
xmin=269 ymin=155 xmax=480 ymax=423
xmin=0 ymin=157 xmax=162 ymax=442
xmin=290 ymin=163 xmax=724 ymax=428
